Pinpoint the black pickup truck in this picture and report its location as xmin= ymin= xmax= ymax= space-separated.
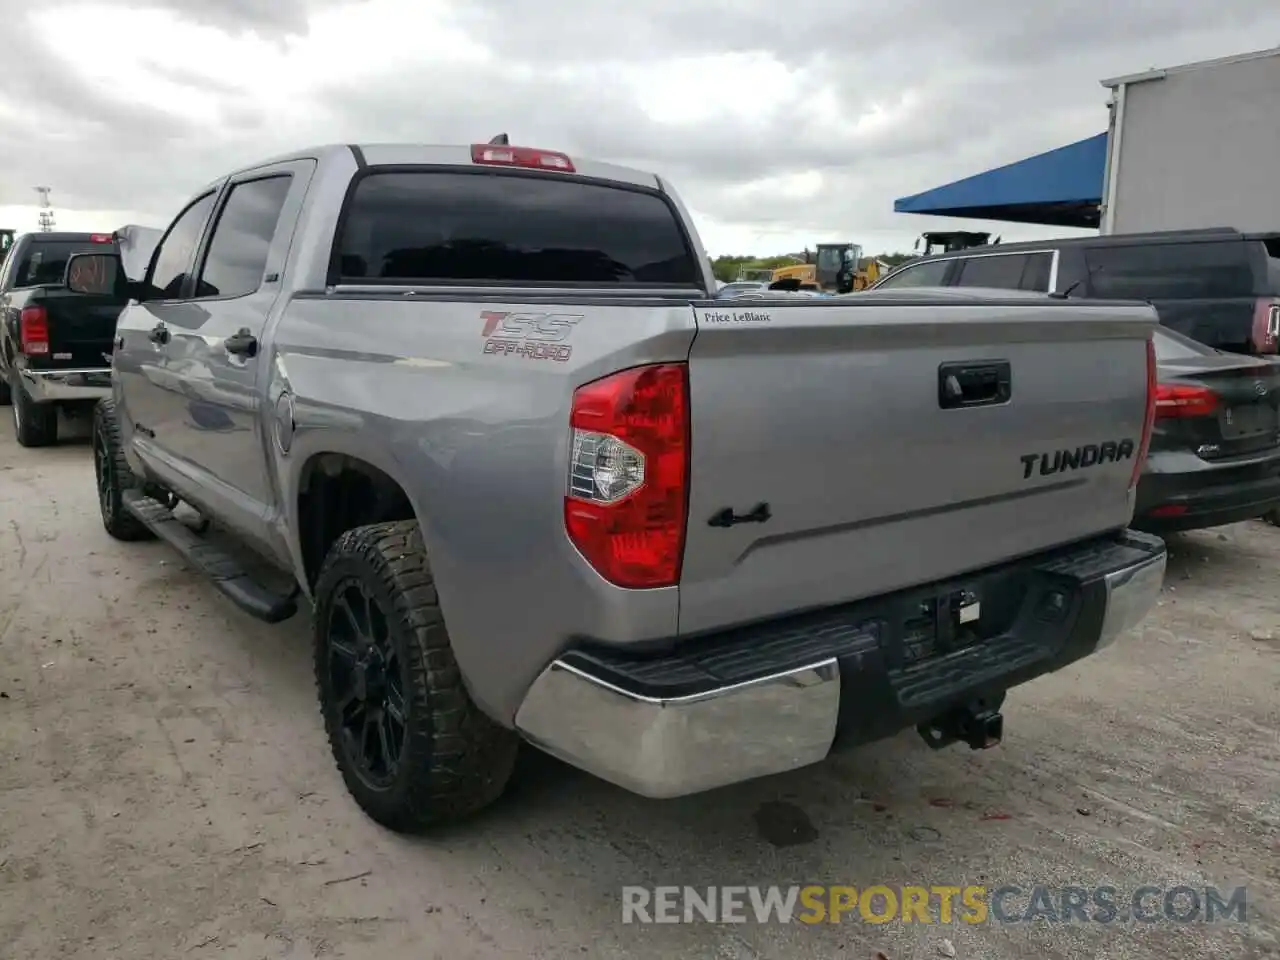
xmin=0 ymin=231 xmax=124 ymax=446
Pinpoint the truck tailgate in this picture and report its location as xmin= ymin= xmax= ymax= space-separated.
xmin=30 ymin=288 xmax=122 ymax=368
xmin=679 ymin=298 xmax=1157 ymax=635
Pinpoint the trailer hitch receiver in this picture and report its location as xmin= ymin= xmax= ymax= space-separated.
xmin=918 ymin=702 xmax=1004 ymax=751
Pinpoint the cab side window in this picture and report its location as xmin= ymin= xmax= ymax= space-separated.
xmin=874 ymin=258 xmax=950 ymax=289
xmin=1019 ymin=252 xmax=1053 ymax=292
xmin=953 ymin=252 xmax=1055 ymax=292
xmin=149 ymin=193 xmax=218 ymax=299
xmin=954 ymin=254 xmax=1026 ymax=290
xmin=193 ymin=175 xmax=293 ymax=299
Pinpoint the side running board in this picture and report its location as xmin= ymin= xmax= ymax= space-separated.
xmin=121 ymin=489 xmax=298 ymax=624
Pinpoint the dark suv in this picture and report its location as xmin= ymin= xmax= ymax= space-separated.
xmin=870 ymin=227 xmax=1280 ymax=356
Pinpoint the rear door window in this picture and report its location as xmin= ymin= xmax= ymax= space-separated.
xmin=335 ymin=171 xmax=700 ymax=286
xmin=954 ymin=253 xmax=1031 ymax=290
xmin=194 ymin=175 xmax=293 ymax=299
xmin=1085 ymin=241 xmax=1255 ymax=300
xmin=873 ymin=258 xmax=950 ymax=289
xmin=1019 ymin=252 xmax=1053 ymax=292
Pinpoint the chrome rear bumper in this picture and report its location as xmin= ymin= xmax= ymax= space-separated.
xmin=513 ymin=533 xmax=1166 ymax=800
xmin=19 ymin=367 xmax=112 ymax=403
xmin=515 ymin=659 xmax=841 ymax=798
xmin=1094 ymin=548 xmax=1167 ymax=651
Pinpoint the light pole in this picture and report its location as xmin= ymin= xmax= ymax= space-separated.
xmin=35 ymin=186 xmax=55 ymax=232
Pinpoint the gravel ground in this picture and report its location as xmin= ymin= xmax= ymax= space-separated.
xmin=1 ymin=417 xmax=1278 ymax=960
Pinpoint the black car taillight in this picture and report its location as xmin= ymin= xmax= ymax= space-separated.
xmin=1155 ymin=383 xmax=1219 ymax=419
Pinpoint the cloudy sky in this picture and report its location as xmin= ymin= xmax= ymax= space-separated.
xmin=2 ymin=0 xmax=1279 ymax=257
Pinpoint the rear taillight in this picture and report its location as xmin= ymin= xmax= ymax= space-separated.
xmin=1131 ymin=337 xmax=1158 ymax=489
xmin=1155 ymin=383 xmax=1219 ymax=419
xmin=1254 ymin=299 xmax=1280 ymax=354
xmin=470 ymin=143 xmax=575 ymax=173
xmin=19 ymin=306 xmax=49 ymax=355
xmin=564 ymin=363 xmax=689 ymax=588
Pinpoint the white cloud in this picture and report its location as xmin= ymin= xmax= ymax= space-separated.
xmin=2 ymin=0 xmax=1279 ymax=255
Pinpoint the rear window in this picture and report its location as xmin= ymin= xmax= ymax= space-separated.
xmin=13 ymin=240 xmax=113 ymax=288
xmin=335 ymin=170 xmax=700 ymax=286
xmin=1085 ymin=241 xmax=1255 ymax=300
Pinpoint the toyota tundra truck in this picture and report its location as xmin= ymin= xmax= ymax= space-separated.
xmin=65 ymin=142 xmax=1167 ymax=832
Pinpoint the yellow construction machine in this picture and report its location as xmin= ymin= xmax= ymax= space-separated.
xmin=735 ymin=242 xmax=884 ymax=293
xmin=770 ymin=261 xmax=818 ymax=288
xmin=809 ymin=243 xmax=882 ymax=292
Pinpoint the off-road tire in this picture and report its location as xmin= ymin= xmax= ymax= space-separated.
xmin=314 ymin=520 xmax=518 ymax=832
xmin=10 ymin=368 xmax=57 ymax=447
xmin=92 ymin=399 xmax=154 ymax=541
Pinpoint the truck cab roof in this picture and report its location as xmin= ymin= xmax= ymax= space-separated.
xmin=203 ymin=143 xmax=664 ymax=194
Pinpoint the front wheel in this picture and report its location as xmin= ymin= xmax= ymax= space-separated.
xmin=92 ymin=399 xmax=154 ymax=541
xmin=313 ymin=520 xmax=518 ymax=832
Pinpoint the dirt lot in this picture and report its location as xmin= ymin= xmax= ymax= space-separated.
xmin=1 ymin=417 xmax=1278 ymax=960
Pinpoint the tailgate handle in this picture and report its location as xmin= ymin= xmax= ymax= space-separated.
xmin=938 ymin=360 xmax=1011 ymax=409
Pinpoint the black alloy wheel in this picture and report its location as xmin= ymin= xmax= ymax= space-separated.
xmin=312 ymin=521 xmax=518 ymax=832
xmin=325 ymin=577 xmax=409 ymax=789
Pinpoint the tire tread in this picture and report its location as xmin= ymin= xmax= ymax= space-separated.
xmin=313 ymin=520 xmax=517 ymax=832
xmin=92 ymin=399 xmax=153 ymax=541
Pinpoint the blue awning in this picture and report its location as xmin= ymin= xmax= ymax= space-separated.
xmin=894 ymin=134 xmax=1107 ymax=229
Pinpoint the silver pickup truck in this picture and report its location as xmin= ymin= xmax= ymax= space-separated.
xmin=66 ymin=142 xmax=1168 ymax=832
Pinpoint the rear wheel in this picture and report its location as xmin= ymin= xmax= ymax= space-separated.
xmin=10 ymin=368 xmax=57 ymax=447
xmin=314 ymin=520 xmax=518 ymax=832
xmin=92 ymin=399 xmax=153 ymax=541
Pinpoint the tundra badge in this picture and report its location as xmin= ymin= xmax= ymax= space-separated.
xmin=1020 ymin=439 xmax=1136 ymax=480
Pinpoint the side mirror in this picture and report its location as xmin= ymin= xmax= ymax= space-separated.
xmin=64 ymin=252 xmax=135 ymax=300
